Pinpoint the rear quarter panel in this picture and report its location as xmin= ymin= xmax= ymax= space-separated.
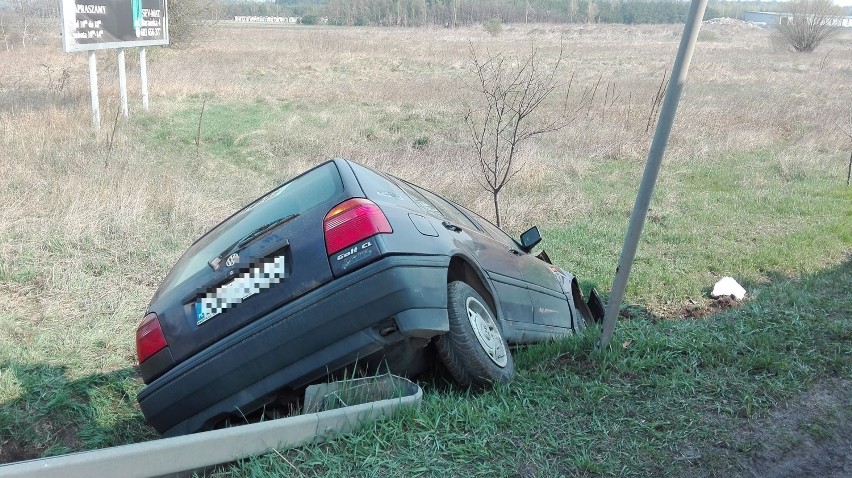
xmin=345 ymin=162 xmax=534 ymax=328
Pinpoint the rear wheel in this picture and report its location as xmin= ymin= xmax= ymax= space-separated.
xmin=435 ymin=281 xmax=515 ymax=389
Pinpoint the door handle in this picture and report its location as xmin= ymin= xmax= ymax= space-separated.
xmin=442 ymin=221 xmax=462 ymax=232
xmin=508 ymin=249 xmax=521 ymax=256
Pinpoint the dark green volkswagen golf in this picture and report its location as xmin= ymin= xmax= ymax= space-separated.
xmin=136 ymin=159 xmax=602 ymax=436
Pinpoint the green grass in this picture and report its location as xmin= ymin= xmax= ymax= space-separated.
xmin=139 ymin=98 xmax=290 ymax=170
xmin=134 ymin=98 xmax=458 ymax=176
xmin=216 ymin=258 xmax=850 ymax=477
xmin=0 ymin=365 xmax=158 ymax=458
xmin=543 ymin=151 xmax=852 ymax=309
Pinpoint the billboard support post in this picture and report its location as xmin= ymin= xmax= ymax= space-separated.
xmin=88 ymin=50 xmax=100 ymax=132
xmin=60 ymin=0 xmax=168 ymax=127
xmin=140 ymin=47 xmax=149 ymax=111
xmin=117 ymin=48 xmax=128 ymax=117
xmin=597 ymin=0 xmax=708 ymax=350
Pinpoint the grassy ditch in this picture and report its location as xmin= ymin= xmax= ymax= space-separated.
xmin=222 ymin=258 xmax=850 ymax=477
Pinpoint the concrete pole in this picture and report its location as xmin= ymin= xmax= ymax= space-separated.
xmin=598 ymin=0 xmax=709 ymax=350
xmin=88 ymin=50 xmax=100 ymax=132
xmin=140 ymin=47 xmax=149 ymax=111
xmin=117 ymin=48 xmax=128 ymax=117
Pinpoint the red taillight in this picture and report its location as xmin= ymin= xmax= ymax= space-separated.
xmin=324 ymin=198 xmax=392 ymax=255
xmin=136 ymin=312 xmax=167 ymax=364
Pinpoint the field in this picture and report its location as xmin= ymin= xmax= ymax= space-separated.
xmin=1 ymin=20 xmax=850 ymax=475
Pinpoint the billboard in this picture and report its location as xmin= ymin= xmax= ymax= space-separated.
xmin=60 ymin=0 xmax=169 ymax=52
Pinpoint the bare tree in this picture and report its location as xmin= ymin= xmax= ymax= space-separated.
xmin=168 ymin=0 xmax=220 ymax=48
xmin=463 ymin=41 xmax=575 ymax=227
xmin=586 ymin=1 xmax=597 ymax=23
xmin=0 ymin=13 xmax=10 ymax=51
xmin=9 ymin=0 xmax=41 ymax=47
xmin=776 ymin=0 xmax=842 ymax=53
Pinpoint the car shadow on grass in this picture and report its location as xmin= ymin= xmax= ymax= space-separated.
xmin=0 ymin=363 xmax=159 ymax=465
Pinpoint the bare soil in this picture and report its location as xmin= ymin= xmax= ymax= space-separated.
xmin=616 ymin=296 xmax=743 ymax=323
xmin=742 ymin=378 xmax=851 ymax=478
xmin=0 ymin=439 xmax=38 ymax=464
xmin=695 ymin=378 xmax=852 ymax=478
xmin=680 ymin=296 xmax=741 ymax=319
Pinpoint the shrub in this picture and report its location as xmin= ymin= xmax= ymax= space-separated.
xmin=482 ymin=17 xmax=502 ymax=37
xmin=168 ymin=0 xmax=219 ymax=48
xmin=775 ymin=0 xmax=842 ymax=53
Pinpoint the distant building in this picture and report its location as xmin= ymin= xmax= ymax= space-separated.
xmin=744 ymin=11 xmax=852 ymax=28
xmin=744 ymin=11 xmax=782 ymax=26
xmin=234 ymin=16 xmax=302 ymax=24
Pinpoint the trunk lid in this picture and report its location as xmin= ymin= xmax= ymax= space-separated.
xmin=147 ymin=162 xmax=349 ymax=365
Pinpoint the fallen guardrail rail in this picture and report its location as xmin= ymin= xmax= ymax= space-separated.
xmin=0 ymin=374 xmax=421 ymax=478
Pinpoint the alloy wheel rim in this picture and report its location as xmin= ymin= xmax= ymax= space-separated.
xmin=465 ymin=296 xmax=508 ymax=367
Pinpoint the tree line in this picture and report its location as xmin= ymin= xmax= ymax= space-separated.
xmin=3 ymin=0 xmax=848 ymax=50
xmin=224 ymin=0 xmax=843 ymax=27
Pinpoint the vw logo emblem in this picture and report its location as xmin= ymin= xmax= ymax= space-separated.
xmin=225 ymin=253 xmax=239 ymax=267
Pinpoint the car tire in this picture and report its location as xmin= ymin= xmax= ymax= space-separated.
xmin=435 ymin=281 xmax=515 ymax=389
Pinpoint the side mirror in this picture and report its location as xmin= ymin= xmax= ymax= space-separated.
xmin=519 ymin=226 xmax=542 ymax=253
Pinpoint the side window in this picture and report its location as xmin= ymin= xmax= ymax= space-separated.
xmin=467 ymin=209 xmax=519 ymax=248
xmin=393 ymin=180 xmax=443 ymax=218
xmin=348 ymin=162 xmax=410 ymax=205
xmin=411 ymin=185 xmax=481 ymax=232
xmin=394 ymin=179 xmax=481 ymax=232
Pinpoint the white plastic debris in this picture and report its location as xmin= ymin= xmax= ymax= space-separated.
xmin=711 ymin=277 xmax=746 ymax=300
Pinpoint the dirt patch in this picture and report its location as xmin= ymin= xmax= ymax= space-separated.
xmin=619 ymin=306 xmax=657 ymax=321
xmin=742 ymin=378 xmax=852 ymax=478
xmin=680 ymin=296 xmax=741 ymax=319
xmin=0 ymin=419 xmax=83 ymax=465
xmin=616 ymin=295 xmax=745 ymax=322
xmin=693 ymin=378 xmax=852 ymax=477
xmin=0 ymin=439 xmax=40 ymax=464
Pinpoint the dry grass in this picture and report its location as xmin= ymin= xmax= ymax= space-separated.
xmin=0 ymin=21 xmax=850 ymax=458
xmin=2 ymin=18 xmax=850 ymax=338
xmin=1 ymin=21 xmax=849 ymax=310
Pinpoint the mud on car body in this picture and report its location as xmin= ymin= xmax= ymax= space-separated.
xmin=136 ymin=159 xmax=602 ymax=436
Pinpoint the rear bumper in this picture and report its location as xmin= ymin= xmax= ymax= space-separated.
xmin=137 ymin=255 xmax=449 ymax=436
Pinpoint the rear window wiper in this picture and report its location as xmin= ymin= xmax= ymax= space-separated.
xmin=208 ymin=213 xmax=299 ymax=270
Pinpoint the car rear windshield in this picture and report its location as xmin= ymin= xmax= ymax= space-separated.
xmin=158 ymin=162 xmax=344 ymax=292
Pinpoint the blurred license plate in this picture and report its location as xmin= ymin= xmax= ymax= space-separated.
xmin=195 ymin=254 xmax=288 ymax=325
